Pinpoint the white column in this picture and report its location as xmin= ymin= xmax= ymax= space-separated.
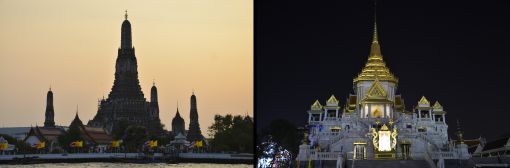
xmin=383 ymin=104 xmax=387 ymax=118
xmin=368 ymin=105 xmax=372 ymax=119
xmin=442 ymin=114 xmax=446 ymax=124
xmin=324 ymin=109 xmax=327 ymax=120
xmin=319 ymin=113 xmax=322 ymax=121
xmin=336 ymin=109 xmax=339 ymax=119
xmin=308 ymin=113 xmax=312 ymax=122
xmin=429 ymin=109 xmax=433 ymax=121
xmin=418 ymin=109 xmax=421 ymax=119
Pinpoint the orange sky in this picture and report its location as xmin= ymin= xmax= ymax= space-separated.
xmin=0 ymin=0 xmax=253 ymax=137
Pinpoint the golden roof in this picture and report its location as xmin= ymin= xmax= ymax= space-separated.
xmin=418 ymin=96 xmax=430 ymax=107
xmin=433 ymin=101 xmax=443 ymax=109
xmin=364 ymin=79 xmax=388 ymax=100
xmin=326 ymin=94 xmax=339 ymax=105
xmin=353 ymin=21 xmax=398 ymax=84
xmin=311 ymin=100 xmax=322 ymax=110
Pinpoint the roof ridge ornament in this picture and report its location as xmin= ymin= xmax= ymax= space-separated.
xmin=311 ymin=100 xmax=322 ymax=110
xmin=124 ymin=10 xmax=128 ymax=20
xmin=364 ymin=78 xmax=388 ymax=99
xmin=418 ymin=96 xmax=430 ymax=107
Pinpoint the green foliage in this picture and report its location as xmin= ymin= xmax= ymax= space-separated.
xmin=0 ymin=134 xmax=31 ymax=153
xmin=208 ymin=114 xmax=253 ymax=153
xmin=112 ymin=119 xmax=130 ymax=139
xmin=57 ymin=124 xmax=84 ymax=152
xmin=123 ymin=125 xmax=148 ymax=152
xmin=0 ymin=134 xmax=16 ymax=144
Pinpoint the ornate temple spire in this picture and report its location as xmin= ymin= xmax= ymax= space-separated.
xmin=44 ymin=87 xmax=55 ymax=127
xmin=151 ymin=80 xmax=158 ymax=103
xmin=107 ymin=12 xmax=144 ymax=100
xmin=121 ymin=10 xmax=132 ymax=49
xmin=353 ymin=0 xmax=397 ymax=84
xmin=187 ymin=92 xmax=204 ymax=141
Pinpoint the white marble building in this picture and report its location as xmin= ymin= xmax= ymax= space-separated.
xmin=297 ymin=20 xmax=470 ymax=165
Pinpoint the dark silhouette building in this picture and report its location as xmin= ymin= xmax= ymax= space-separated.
xmin=88 ymin=12 xmax=163 ymax=136
xmin=186 ymin=92 xmax=204 ymax=142
xmin=44 ymin=87 xmax=55 ymax=127
xmin=171 ymin=106 xmax=185 ymax=136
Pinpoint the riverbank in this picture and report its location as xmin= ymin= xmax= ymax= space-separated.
xmin=0 ymin=153 xmax=253 ymax=164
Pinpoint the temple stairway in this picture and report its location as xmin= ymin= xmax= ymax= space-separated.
xmin=345 ymin=160 xmax=431 ymax=168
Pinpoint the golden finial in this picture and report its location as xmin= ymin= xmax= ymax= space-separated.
xmin=124 ymin=10 xmax=128 ymax=20
xmin=373 ymin=0 xmax=378 ymax=43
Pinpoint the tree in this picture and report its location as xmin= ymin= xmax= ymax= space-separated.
xmin=57 ymin=125 xmax=84 ymax=152
xmin=123 ymin=125 xmax=148 ymax=152
xmin=260 ymin=119 xmax=302 ymax=158
xmin=112 ymin=119 xmax=130 ymax=139
xmin=208 ymin=114 xmax=253 ymax=153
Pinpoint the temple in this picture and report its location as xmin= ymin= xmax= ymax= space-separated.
xmin=44 ymin=87 xmax=55 ymax=127
xmin=88 ymin=12 xmax=164 ymax=136
xmin=186 ymin=92 xmax=204 ymax=142
xmin=296 ymin=8 xmax=471 ymax=167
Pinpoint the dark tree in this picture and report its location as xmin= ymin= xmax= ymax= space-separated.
xmin=123 ymin=125 xmax=148 ymax=152
xmin=57 ymin=125 xmax=84 ymax=152
xmin=208 ymin=114 xmax=253 ymax=153
xmin=260 ymin=119 xmax=303 ymax=158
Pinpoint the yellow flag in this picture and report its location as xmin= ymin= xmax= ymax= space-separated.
xmin=0 ymin=143 xmax=7 ymax=150
xmin=112 ymin=140 xmax=120 ymax=147
xmin=37 ymin=141 xmax=45 ymax=149
xmin=150 ymin=140 xmax=158 ymax=148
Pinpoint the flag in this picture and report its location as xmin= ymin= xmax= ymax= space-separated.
xmin=150 ymin=140 xmax=158 ymax=148
xmin=111 ymin=140 xmax=120 ymax=148
xmin=195 ymin=140 xmax=203 ymax=148
xmin=0 ymin=143 xmax=7 ymax=150
xmin=37 ymin=141 xmax=45 ymax=149
xmin=70 ymin=140 xmax=83 ymax=148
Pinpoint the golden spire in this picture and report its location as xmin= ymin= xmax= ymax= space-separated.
xmin=353 ymin=0 xmax=397 ymax=84
xmin=124 ymin=10 xmax=128 ymax=20
xmin=369 ymin=0 xmax=381 ymax=58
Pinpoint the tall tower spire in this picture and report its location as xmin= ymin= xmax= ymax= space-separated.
xmin=107 ymin=11 xmax=144 ymax=100
xmin=121 ymin=11 xmax=132 ymax=49
xmin=353 ymin=0 xmax=397 ymax=84
xmin=151 ymin=80 xmax=158 ymax=103
xmin=187 ymin=92 xmax=204 ymax=141
xmin=44 ymin=88 xmax=55 ymax=127
xmin=369 ymin=0 xmax=382 ymax=58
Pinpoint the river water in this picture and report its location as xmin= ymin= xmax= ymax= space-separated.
xmin=0 ymin=163 xmax=252 ymax=168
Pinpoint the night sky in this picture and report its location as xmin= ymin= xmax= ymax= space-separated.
xmin=255 ymin=0 xmax=510 ymax=141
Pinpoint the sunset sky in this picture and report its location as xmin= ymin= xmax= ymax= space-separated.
xmin=0 ymin=0 xmax=252 ymax=137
